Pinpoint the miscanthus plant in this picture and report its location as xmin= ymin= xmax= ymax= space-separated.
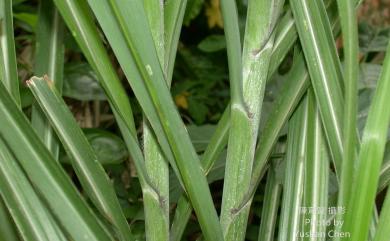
xmin=1 ymin=0 xmax=390 ymax=240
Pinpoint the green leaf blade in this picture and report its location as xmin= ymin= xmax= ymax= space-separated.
xmin=86 ymin=1 xmax=224 ymax=239
xmin=0 ymin=138 xmax=67 ymax=241
xmin=344 ymin=42 xmax=390 ymax=241
xmin=290 ymin=0 xmax=344 ymax=177
xmin=27 ymin=77 xmax=133 ymax=241
xmin=0 ymin=0 xmax=20 ymax=105
xmin=334 ymin=0 xmax=359 ymax=238
xmin=278 ymin=96 xmax=307 ymax=241
xmin=0 ymin=80 xmax=114 ymax=241
xmin=303 ymin=90 xmax=329 ymax=241
xmin=31 ymin=0 xmax=65 ymax=159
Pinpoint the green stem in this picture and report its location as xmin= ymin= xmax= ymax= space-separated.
xmin=220 ymin=0 xmax=284 ymax=239
xmin=143 ymin=1 xmax=169 ymax=240
xmin=220 ymin=0 xmax=243 ymax=106
xmin=243 ymin=51 xmax=309 ymax=208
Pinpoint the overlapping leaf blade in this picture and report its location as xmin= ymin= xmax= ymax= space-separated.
xmin=52 ymin=0 xmax=155 ymax=202
xmin=0 ymin=198 xmax=19 ymax=241
xmin=290 ymin=0 xmax=344 ymax=177
xmin=85 ymin=1 xmax=223 ymax=240
xmin=303 ymin=90 xmax=329 ymax=241
xmin=0 ymin=81 xmax=114 ymax=241
xmin=0 ymin=138 xmax=67 ymax=241
xmin=257 ymin=156 xmax=283 ymax=241
xmin=344 ymin=41 xmax=390 ymax=241
xmin=170 ymin=108 xmax=230 ymax=241
xmin=277 ymin=96 xmax=307 ymax=241
xmin=31 ymin=0 xmax=65 ymax=159
xmin=28 ymin=77 xmax=133 ymax=241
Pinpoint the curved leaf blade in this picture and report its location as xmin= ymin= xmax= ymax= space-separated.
xmin=27 ymin=77 xmax=133 ymax=241
xmin=0 ymin=80 xmax=114 ymax=241
xmin=86 ymin=1 xmax=223 ymax=239
xmin=0 ymin=138 xmax=67 ymax=241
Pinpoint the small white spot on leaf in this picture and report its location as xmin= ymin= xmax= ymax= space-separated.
xmin=146 ymin=65 xmax=153 ymax=76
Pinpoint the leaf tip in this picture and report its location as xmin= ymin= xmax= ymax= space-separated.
xmin=27 ymin=75 xmax=54 ymax=88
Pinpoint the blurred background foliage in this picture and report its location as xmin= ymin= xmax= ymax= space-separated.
xmin=9 ymin=0 xmax=390 ymax=239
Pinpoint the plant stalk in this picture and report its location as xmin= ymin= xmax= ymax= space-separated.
xmin=220 ymin=0 xmax=284 ymax=239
